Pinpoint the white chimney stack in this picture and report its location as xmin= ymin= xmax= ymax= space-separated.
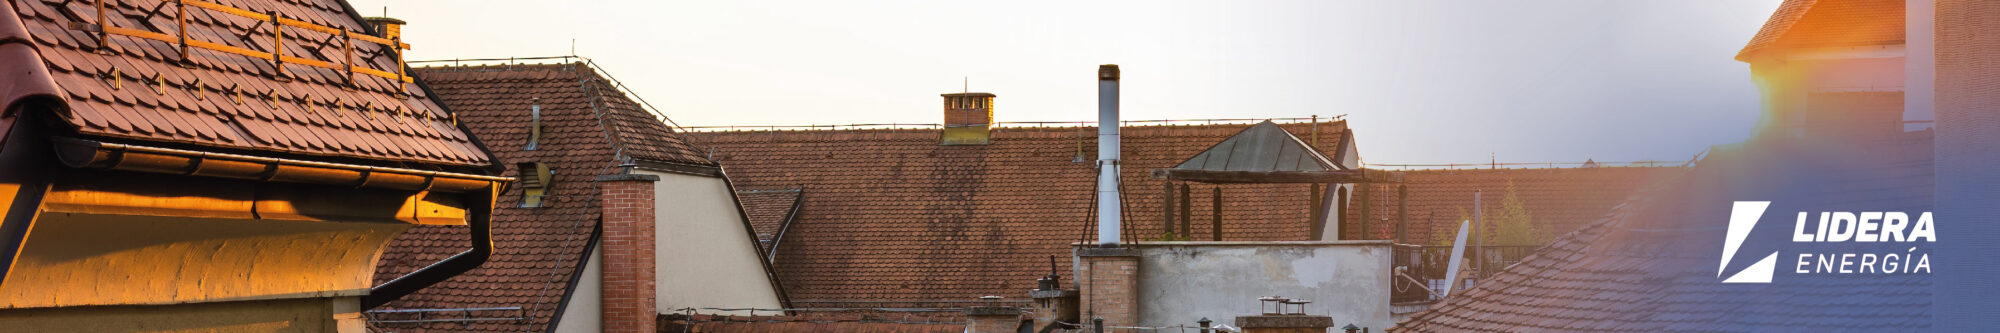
xmin=1096 ymin=64 xmax=1122 ymax=246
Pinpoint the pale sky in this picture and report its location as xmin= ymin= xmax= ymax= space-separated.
xmin=352 ymin=0 xmax=1785 ymax=165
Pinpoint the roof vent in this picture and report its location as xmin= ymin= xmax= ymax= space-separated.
xmin=941 ymin=92 xmax=995 ymax=145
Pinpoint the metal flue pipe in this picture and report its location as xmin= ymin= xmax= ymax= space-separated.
xmin=1097 ymin=64 xmax=1122 ymax=246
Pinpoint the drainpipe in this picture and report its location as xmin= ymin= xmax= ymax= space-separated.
xmin=1096 ymin=64 xmax=1121 ymax=246
xmin=366 ymin=187 xmax=496 ymax=309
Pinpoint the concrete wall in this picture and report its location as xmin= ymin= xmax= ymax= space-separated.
xmin=638 ymin=170 xmax=784 ymax=315
xmin=1126 ymin=241 xmax=1393 ymax=330
xmin=553 ymin=246 xmax=603 ymax=333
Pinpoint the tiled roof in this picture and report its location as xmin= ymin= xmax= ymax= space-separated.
xmin=415 ymin=62 xmax=711 ymax=166
xmin=1737 ymin=0 xmax=1905 ymax=61
xmin=1391 ymin=133 xmax=1934 ymax=331
xmin=668 ymin=314 xmax=966 ymax=333
xmin=1346 ymin=167 xmax=1683 ymax=245
xmin=4 ymin=0 xmax=490 ymax=166
xmin=372 ymin=62 xmax=710 ymax=332
xmin=1169 ymin=120 xmax=1343 ymax=172
xmin=738 ymin=188 xmax=804 ymax=257
xmin=696 ymin=122 xmax=1350 ymax=301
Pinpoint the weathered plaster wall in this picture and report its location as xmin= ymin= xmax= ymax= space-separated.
xmin=1127 ymin=241 xmax=1393 ymax=330
xmin=638 ymin=170 xmax=784 ymax=315
xmin=1 ymin=213 xmax=406 ymax=308
xmin=0 ymin=297 xmax=360 ymax=332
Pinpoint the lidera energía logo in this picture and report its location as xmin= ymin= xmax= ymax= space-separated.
xmin=1717 ymin=201 xmax=1935 ymax=283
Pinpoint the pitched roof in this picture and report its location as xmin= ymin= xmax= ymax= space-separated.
xmin=4 ymin=0 xmax=490 ymax=167
xmin=1346 ymin=167 xmax=1683 ymax=245
xmin=372 ymin=62 xmax=713 ymax=332
xmin=668 ymin=314 xmax=966 ymax=333
xmin=738 ymin=188 xmax=804 ymax=258
xmin=1170 ymin=120 xmax=1345 ymax=172
xmin=1737 ymin=0 xmax=1906 ymax=61
xmin=1391 ymin=133 xmax=1934 ymax=331
xmin=416 ymin=62 xmax=711 ymax=166
xmin=697 ymin=122 xmax=1351 ymax=302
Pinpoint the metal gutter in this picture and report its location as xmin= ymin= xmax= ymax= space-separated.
xmin=46 ymin=137 xmax=505 ymax=309
xmin=51 ymin=137 xmax=508 ymax=193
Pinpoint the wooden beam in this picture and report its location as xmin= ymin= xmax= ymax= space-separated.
xmin=1211 ymin=186 xmax=1222 ymax=241
xmin=1397 ymin=184 xmax=1409 ymax=243
xmin=1152 ymin=168 xmax=1402 ymax=184
xmin=1162 ymin=181 xmax=1176 ymax=238
xmin=1179 ymin=184 xmax=1191 ymax=240
xmin=1309 ymin=183 xmax=1323 ymax=239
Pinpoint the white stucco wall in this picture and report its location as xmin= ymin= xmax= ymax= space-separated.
xmin=1128 ymin=241 xmax=1394 ymax=330
xmin=1754 ymin=51 xmax=1907 ymax=134
xmin=1905 ymin=0 xmax=1936 ymax=131
xmin=637 ymin=170 xmax=784 ymax=315
xmin=552 ymin=246 xmax=602 ymax=333
xmin=1317 ymin=184 xmax=1352 ymax=241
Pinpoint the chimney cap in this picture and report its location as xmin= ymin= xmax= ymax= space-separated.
xmin=362 ymin=16 xmax=407 ymax=24
xmin=940 ymin=92 xmax=996 ymax=98
xmin=1098 ymin=64 xmax=1119 ymax=80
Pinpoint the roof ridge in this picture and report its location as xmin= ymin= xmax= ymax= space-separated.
xmin=1737 ymin=0 xmax=1821 ymax=60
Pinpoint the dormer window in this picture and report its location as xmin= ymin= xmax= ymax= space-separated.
xmin=518 ymin=162 xmax=552 ymax=208
xmin=525 ymin=98 xmax=542 ymax=150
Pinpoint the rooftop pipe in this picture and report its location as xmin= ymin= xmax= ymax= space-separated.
xmin=1097 ymin=64 xmax=1121 ymax=246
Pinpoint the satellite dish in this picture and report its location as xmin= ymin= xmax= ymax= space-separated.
xmin=1440 ymin=220 xmax=1471 ymax=298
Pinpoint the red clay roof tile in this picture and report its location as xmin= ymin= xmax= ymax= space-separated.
xmin=4 ymin=0 xmax=490 ymax=166
xmin=373 ymin=62 xmax=720 ymax=332
xmin=1346 ymin=167 xmax=1681 ymax=245
xmin=697 ymin=122 xmax=1351 ymax=302
xmin=1391 ymin=133 xmax=1933 ymax=331
xmin=1738 ymin=0 xmax=1905 ymax=61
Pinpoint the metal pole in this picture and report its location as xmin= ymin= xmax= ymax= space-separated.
xmin=1474 ymin=190 xmax=1483 ymax=274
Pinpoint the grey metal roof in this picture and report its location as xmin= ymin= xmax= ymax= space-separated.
xmin=1168 ymin=120 xmax=1345 ymax=172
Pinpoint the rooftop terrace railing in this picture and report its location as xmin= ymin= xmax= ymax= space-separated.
xmin=1394 ymin=244 xmax=1543 ymax=303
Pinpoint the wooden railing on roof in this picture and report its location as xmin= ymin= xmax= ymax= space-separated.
xmin=69 ymin=0 xmax=412 ymax=88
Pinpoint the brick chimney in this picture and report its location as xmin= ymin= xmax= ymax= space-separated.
xmin=1030 ymin=256 xmax=1079 ymax=331
xmin=1075 ymin=247 xmax=1138 ymax=330
xmin=597 ymin=174 xmax=660 ymax=333
xmin=362 ymin=16 xmax=406 ymax=40
xmin=940 ymin=92 xmax=995 ymax=145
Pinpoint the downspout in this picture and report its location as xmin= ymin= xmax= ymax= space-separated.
xmin=366 ymin=185 xmax=496 ymax=309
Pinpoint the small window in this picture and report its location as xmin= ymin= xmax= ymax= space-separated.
xmin=518 ymin=162 xmax=552 ymax=208
xmin=525 ymin=99 xmax=542 ymax=150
